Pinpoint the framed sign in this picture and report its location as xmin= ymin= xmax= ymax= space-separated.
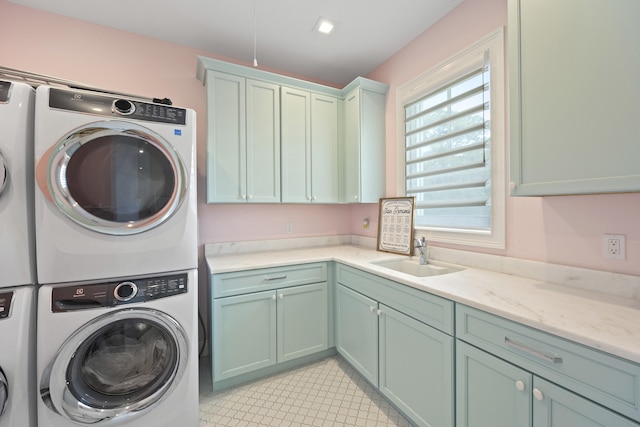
xmin=377 ymin=197 xmax=415 ymax=256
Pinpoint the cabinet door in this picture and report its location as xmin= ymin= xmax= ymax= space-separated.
xmin=509 ymin=0 xmax=640 ymax=195
xmin=343 ymin=87 xmax=386 ymax=203
xmin=277 ymin=283 xmax=328 ymax=362
xmin=281 ymin=86 xmax=311 ymax=203
xmin=212 ymin=290 xmax=277 ymax=381
xmin=310 ymin=93 xmax=340 ymax=203
xmin=533 ymin=377 xmax=640 ymax=427
xmin=457 ymin=340 xmax=532 ymax=427
xmin=205 ymin=71 xmax=246 ymax=203
xmin=336 ymin=284 xmax=379 ymax=386
xmin=379 ymin=304 xmax=454 ymax=427
xmin=246 ymin=79 xmax=281 ymax=203
xmin=343 ymin=89 xmax=361 ymax=203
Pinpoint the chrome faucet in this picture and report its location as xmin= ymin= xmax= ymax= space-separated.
xmin=415 ymin=236 xmax=427 ymax=265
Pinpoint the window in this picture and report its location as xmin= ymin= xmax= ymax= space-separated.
xmin=396 ymin=29 xmax=505 ymax=249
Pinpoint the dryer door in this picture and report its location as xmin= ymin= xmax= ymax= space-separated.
xmin=41 ymin=308 xmax=188 ymax=426
xmin=42 ymin=120 xmax=187 ymax=236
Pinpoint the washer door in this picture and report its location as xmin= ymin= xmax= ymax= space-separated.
xmin=0 ymin=368 xmax=7 ymax=418
xmin=41 ymin=308 xmax=188 ymax=426
xmin=44 ymin=120 xmax=187 ymax=235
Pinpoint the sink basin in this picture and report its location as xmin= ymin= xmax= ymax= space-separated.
xmin=372 ymin=258 xmax=462 ymax=277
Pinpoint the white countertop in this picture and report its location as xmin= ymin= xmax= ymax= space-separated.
xmin=206 ymin=244 xmax=640 ymax=365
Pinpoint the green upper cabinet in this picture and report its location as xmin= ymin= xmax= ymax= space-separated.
xmin=509 ymin=0 xmax=640 ymax=196
xmin=197 ymin=57 xmax=388 ymax=204
xmin=343 ymin=82 xmax=388 ymax=203
xmin=205 ymin=71 xmax=281 ymax=203
xmin=281 ymin=87 xmax=340 ymax=203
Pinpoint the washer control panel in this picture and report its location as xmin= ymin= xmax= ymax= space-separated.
xmin=48 ymin=87 xmax=187 ymax=125
xmin=51 ymin=273 xmax=188 ymax=312
xmin=0 ymin=291 xmax=13 ymax=319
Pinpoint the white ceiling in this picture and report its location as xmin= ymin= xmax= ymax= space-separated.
xmin=9 ymin=0 xmax=464 ymax=86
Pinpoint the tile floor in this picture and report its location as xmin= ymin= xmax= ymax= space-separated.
xmin=199 ymin=356 xmax=412 ymax=427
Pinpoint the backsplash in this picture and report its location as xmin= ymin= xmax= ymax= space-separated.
xmin=205 ymin=235 xmax=640 ymax=302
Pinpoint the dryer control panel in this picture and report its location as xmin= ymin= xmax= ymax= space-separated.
xmin=48 ymin=87 xmax=187 ymax=125
xmin=0 ymin=291 xmax=13 ymax=319
xmin=51 ymin=273 xmax=188 ymax=312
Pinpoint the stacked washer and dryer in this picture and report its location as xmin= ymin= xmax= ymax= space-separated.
xmin=32 ymin=86 xmax=200 ymax=427
xmin=0 ymin=80 xmax=37 ymax=427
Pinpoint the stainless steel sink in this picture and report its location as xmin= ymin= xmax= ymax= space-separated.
xmin=372 ymin=258 xmax=462 ymax=277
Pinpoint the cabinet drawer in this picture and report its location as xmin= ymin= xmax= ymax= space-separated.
xmin=212 ymin=262 xmax=327 ymax=298
xmin=336 ymin=263 xmax=453 ymax=334
xmin=457 ymin=304 xmax=640 ymax=421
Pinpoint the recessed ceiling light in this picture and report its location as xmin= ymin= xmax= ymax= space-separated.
xmin=313 ymin=17 xmax=337 ymax=35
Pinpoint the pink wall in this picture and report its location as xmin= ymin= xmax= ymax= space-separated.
xmin=368 ymin=0 xmax=640 ymax=276
xmin=1 ymin=0 xmax=638 ymax=277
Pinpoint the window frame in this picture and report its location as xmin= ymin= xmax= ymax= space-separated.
xmin=396 ymin=28 xmax=506 ymax=249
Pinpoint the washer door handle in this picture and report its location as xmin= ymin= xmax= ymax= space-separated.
xmin=0 ymin=369 xmax=8 ymax=417
xmin=0 ymin=153 xmax=7 ymax=197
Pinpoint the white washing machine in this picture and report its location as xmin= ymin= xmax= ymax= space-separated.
xmin=0 ymin=286 xmax=36 ymax=427
xmin=37 ymin=269 xmax=199 ymax=427
xmin=0 ymin=79 xmax=36 ymax=289
xmin=34 ymin=85 xmax=197 ymax=284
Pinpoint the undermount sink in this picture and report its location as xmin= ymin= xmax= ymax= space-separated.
xmin=372 ymin=258 xmax=463 ymax=277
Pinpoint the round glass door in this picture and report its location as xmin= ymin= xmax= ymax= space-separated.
xmin=46 ymin=121 xmax=187 ymax=235
xmin=42 ymin=309 xmax=188 ymax=425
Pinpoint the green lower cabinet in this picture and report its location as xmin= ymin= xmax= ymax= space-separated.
xmin=277 ymin=283 xmax=328 ymax=362
xmin=335 ymin=284 xmax=379 ymax=386
xmin=457 ymin=340 xmax=531 ymax=427
xmin=213 ymin=290 xmax=277 ymax=381
xmin=379 ymin=304 xmax=454 ymax=427
xmin=533 ymin=377 xmax=639 ymax=427
xmin=337 ymin=284 xmax=454 ymax=427
xmin=213 ymin=282 xmax=329 ymax=383
xmin=457 ymin=340 xmax=640 ymax=427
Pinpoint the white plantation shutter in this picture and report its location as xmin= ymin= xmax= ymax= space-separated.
xmin=405 ymin=53 xmax=491 ymax=230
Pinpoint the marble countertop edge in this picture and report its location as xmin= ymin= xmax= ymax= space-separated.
xmin=205 ymin=242 xmax=640 ymax=364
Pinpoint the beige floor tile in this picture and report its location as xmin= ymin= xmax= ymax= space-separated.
xmin=199 ymin=356 xmax=412 ymax=426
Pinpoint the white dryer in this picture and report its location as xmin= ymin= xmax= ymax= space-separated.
xmin=0 ymin=286 xmax=36 ymax=427
xmin=37 ymin=269 xmax=198 ymax=427
xmin=0 ymin=80 xmax=36 ymax=288
xmin=34 ymin=85 xmax=197 ymax=284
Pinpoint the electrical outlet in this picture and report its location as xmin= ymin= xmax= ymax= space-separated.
xmin=286 ymin=223 xmax=293 ymax=234
xmin=603 ymin=234 xmax=626 ymax=260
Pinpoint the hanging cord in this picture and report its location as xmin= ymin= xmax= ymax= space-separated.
xmin=253 ymin=0 xmax=258 ymax=66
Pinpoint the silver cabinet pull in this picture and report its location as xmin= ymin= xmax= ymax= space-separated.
xmin=504 ymin=337 xmax=563 ymax=364
xmin=264 ymin=275 xmax=287 ymax=281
